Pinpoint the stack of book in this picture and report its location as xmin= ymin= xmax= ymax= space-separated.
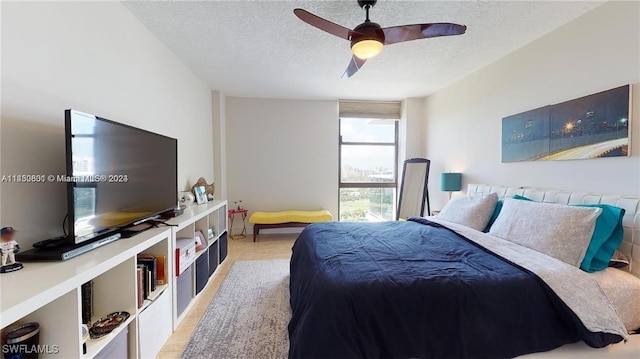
xmin=136 ymin=254 xmax=167 ymax=309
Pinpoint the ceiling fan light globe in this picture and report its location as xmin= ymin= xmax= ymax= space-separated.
xmin=351 ymin=39 xmax=383 ymax=59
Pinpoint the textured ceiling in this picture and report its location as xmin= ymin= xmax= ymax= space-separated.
xmin=123 ymin=0 xmax=604 ymax=100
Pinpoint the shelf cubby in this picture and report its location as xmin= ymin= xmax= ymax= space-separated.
xmin=21 ymin=288 xmax=82 ymax=358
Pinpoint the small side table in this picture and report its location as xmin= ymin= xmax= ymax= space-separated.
xmin=228 ymin=209 xmax=248 ymax=239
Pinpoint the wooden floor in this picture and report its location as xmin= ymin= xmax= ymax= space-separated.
xmin=157 ymin=233 xmax=297 ymax=359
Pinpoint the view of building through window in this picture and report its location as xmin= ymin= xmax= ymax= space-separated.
xmin=339 ymin=118 xmax=397 ymax=221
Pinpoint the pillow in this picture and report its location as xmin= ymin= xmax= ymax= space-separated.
xmin=513 ymin=194 xmax=532 ymax=201
xmin=482 ymin=195 xmax=529 ymax=232
xmin=489 ymin=198 xmax=602 ymax=267
xmin=510 ymin=195 xmax=625 ymax=272
xmin=575 ymin=204 xmax=625 ymax=272
xmin=436 ymin=193 xmax=498 ymax=231
xmin=608 ymin=250 xmax=630 ymax=271
xmin=482 ymin=199 xmax=503 ymax=233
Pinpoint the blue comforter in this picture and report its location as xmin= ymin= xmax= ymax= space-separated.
xmin=289 ymin=219 xmax=622 ymax=359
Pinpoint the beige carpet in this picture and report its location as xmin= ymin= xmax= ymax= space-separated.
xmin=181 ymin=260 xmax=290 ymax=359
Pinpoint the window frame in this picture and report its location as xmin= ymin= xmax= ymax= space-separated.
xmin=338 ymin=117 xmax=399 ymax=220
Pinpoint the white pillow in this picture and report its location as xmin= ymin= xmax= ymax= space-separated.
xmin=489 ymin=198 xmax=602 ymax=267
xmin=436 ymin=193 xmax=498 ymax=231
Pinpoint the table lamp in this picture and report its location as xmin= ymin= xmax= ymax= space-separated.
xmin=440 ymin=173 xmax=462 ymax=200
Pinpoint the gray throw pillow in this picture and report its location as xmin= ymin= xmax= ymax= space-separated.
xmin=489 ymin=198 xmax=602 ymax=267
xmin=436 ymin=193 xmax=498 ymax=231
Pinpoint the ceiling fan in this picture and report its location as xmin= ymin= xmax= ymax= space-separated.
xmin=294 ymin=0 xmax=467 ymax=78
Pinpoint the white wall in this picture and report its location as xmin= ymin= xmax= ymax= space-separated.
xmin=423 ymin=1 xmax=640 ymax=210
xmin=225 ymin=97 xmax=338 ymax=232
xmin=1 ymin=2 xmax=213 ymax=246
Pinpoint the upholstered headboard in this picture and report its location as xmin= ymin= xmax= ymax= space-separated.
xmin=468 ymin=184 xmax=640 ymax=279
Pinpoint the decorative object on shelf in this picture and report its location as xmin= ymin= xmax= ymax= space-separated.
xmin=179 ymin=191 xmax=195 ymax=205
xmin=175 ymin=238 xmax=198 ymax=276
xmin=234 ymin=200 xmax=244 ymax=210
xmin=2 ymin=322 xmax=40 ymax=358
xmin=1 ymin=227 xmax=23 ymax=273
xmin=194 ymin=186 xmax=208 ymax=205
xmin=228 ymin=209 xmax=248 ymax=239
xmin=440 ymin=173 xmax=462 ymax=200
xmin=502 ymin=84 xmax=630 ymax=162
xmin=191 ymin=177 xmax=215 ymax=200
xmin=89 ymin=311 xmax=130 ymax=339
xmin=208 ymin=227 xmax=216 ymax=240
xmin=195 ymin=230 xmax=207 ymax=251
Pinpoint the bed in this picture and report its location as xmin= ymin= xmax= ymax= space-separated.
xmin=288 ymin=184 xmax=640 ymax=358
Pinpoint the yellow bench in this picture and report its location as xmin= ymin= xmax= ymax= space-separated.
xmin=249 ymin=210 xmax=333 ymax=242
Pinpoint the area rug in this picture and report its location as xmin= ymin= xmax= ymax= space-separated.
xmin=181 ymin=260 xmax=290 ymax=359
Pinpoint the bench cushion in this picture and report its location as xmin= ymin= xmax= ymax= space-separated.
xmin=249 ymin=210 xmax=333 ymax=225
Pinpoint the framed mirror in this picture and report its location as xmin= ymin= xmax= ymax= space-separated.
xmin=397 ymin=158 xmax=431 ymax=220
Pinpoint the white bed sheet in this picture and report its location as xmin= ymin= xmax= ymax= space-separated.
xmin=589 ymin=267 xmax=640 ymax=332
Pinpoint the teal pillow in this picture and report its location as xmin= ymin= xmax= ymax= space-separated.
xmin=576 ymin=204 xmax=625 ymax=272
xmin=513 ymin=194 xmax=532 ymax=201
xmin=482 ymin=200 xmax=503 ymax=233
xmin=511 ymin=195 xmax=624 ymax=273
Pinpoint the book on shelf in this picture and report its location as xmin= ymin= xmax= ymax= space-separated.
xmin=137 ymin=254 xmax=157 ymax=292
xmin=136 ymin=266 xmax=144 ymax=308
xmin=137 ymin=264 xmax=149 ymax=300
xmin=81 ymin=281 xmax=93 ymax=325
xmin=146 ymin=267 xmax=152 ymax=297
xmin=156 ymin=255 xmax=167 ymax=285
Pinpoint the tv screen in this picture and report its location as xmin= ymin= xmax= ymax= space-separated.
xmin=65 ymin=110 xmax=177 ymax=244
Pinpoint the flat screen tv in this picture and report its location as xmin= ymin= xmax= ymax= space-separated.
xmin=65 ymin=109 xmax=177 ymax=245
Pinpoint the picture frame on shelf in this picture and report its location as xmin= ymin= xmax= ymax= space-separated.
xmin=194 ymin=231 xmax=207 ymax=251
xmin=194 ymin=186 xmax=208 ymax=205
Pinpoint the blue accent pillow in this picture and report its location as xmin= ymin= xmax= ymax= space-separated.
xmin=511 ymin=195 xmax=624 ymax=272
xmin=513 ymin=194 xmax=532 ymax=201
xmin=576 ymin=204 xmax=625 ymax=272
xmin=483 ymin=199 xmax=503 ymax=233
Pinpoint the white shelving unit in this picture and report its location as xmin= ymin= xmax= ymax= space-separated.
xmin=0 ymin=228 xmax=172 ymax=358
xmin=166 ymin=200 xmax=228 ymax=329
xmin=0 ymin=199 xmax=228 ymax=358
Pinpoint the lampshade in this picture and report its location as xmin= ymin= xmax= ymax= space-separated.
xmin=351 ymin=39 xmax=383 ymax=59
xmin=440 ymin=173 xmax=462 ymax=192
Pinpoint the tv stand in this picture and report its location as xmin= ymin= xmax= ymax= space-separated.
xmin=1 ymin=200 xmax=228 ymax=358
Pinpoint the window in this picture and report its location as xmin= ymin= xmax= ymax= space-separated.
xmin=339 ymin=118 xmax=398 ymax=222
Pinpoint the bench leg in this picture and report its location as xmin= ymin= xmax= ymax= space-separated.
xmin=253 ymin=225 xmax=259 ymax=242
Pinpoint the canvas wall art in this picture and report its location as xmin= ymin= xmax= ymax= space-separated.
xmin=502 ymin=85 xmax=630 ymax=162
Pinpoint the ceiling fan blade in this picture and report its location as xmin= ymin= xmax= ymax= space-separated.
xmin=342 ymin=56 xmax=367 ymax=79
xmin=294 ymin=8 xmax=356 ymax=40
xmin=382 ymin=23 xmax=467 ymax=45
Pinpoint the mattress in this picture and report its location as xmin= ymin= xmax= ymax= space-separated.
xmin=590 ymin=267 xmax=640 ymax=331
